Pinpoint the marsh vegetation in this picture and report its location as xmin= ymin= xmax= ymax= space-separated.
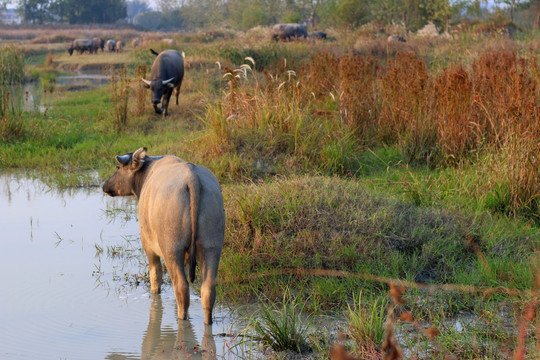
xmin=0 ymin=21 xmax=538 ymax=359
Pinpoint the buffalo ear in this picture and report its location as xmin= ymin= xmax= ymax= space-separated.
xmin=132 ymin=147 xmax=147 ymax=171
xmin=166 ymin=83 xmax=176 ymax=88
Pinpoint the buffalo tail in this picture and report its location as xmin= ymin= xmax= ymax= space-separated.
xmin=187 ymin=167 xmax=200 ymax=283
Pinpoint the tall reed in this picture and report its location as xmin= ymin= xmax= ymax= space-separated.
xmin=109 ymin=67 xmax=130 ymax=132
xmin=0 ymin=89 xmax=25 ymax=141
xmin=133 ymin=65 xmax=148 ymax=116
xmin=0 ymin=45 xmax=25 ymax=85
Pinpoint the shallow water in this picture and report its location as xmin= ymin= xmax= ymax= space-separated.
xmin=0 ymin=173 xmax=249 ymax=360
xmin=56 ymin=74 xmax=111 ymax=89
xmin=2 ymin=75 xmax=109 ymax=113
xmin=2 ymin=83 xmax=44 ymax=112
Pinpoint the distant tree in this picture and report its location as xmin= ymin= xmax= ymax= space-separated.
xmin=16 ymin=0 xmax=54 ymax=24
xmin=133 ymin=10 xmax=163 ymax=29
xmin=513 ymin=0 xmax=540 ymax=28
xmin=425 ymin=0 xmax=456 ymax=32
xmin=502 ymin=0 xmax=520 ymax=21
xmin=156 ymin=0 xmax=182 ymax=12
xmin=241 ymin=5 xmax=269 ymax=29
xmin=225 ymin=0 xmax=280 ymax=29
xmin=534 ymin=0 xmax=540 ymax=28
xmin=180 ymin=0 xmax=223 ymax=29
xmin=160 ymin=8 xmax=184 ymax=29
xmin=317 ymin=0 xmax=341 ymax=27
xmin=337 ymin=0 xmax=371 ymax=27
xmin=127 ymin=0 xmax=150 ymax=22
xmin=55 ymin=0 xmax=126 ymax=24
xmin=282 ymin=0 xmax=305 ymax=23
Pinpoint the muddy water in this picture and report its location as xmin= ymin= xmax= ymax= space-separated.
xmin=0 ymin=173 xmax=248 ymax=360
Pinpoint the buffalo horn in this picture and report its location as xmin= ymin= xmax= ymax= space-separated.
xmin=116 ymin=154 xmax=131 ymax=165
xmin=141 ymin=78 xmax=151 ymax=86
xmin=162 ymin=77 xmax=175 ymax=85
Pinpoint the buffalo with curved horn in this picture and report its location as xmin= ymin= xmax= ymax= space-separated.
xmin=142 ymin=49 xmax=184 ymax=116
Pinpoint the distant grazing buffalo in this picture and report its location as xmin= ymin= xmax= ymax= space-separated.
xmin=142 ymin=49 xmax=184 ymax=116
xmin=309 ymin=31 xmax=327 ymax=40
xmin=102 ymin=147 xmax=225 ymax=325
xmin=387 ymin=35 xmax=406 ymax=43
xmin=105 ymin=39 xmax=116 ymax=52
xmin=132 ymin=38 xmax=140 ymax=48
xmin=93 ymin=37 xmax=104 ymax=52
xmin=271 ymin=23 xmax=308 ymax=41
xmin=68 ymin=39 xmax=95 ymax=55
xmin=162 ymin=38 xmax=175 ymax=45
xmin=115 ymin=40 xmax=124 ymax=53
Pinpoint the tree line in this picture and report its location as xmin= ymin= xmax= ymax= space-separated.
xmin=13 ymin=0 xmax=126 ymax=24
xmin=10 ymin=0 xmax=540 ymax=31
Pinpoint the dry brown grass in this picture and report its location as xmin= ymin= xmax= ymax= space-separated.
xmin=297 ymin=48 xmax=539 ymax=219
xmin=0 ymin=26 xmax=154 ymax=42
xmin=133 ymin=65 xmax=148 ymax=116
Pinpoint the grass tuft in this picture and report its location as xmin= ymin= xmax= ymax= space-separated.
xmin=346 ymin=292 xmax=388 ymax=355
xmin=240 ymin=289 xmax=313 ymax=354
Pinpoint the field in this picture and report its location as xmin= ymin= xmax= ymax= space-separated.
xmin=1 ymin=24 xmax=539 ymax=359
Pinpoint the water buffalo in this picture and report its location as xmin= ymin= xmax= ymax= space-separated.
xmin=271 ymin=23 xmax=308 ymax=41
xmin=115 ymin=40 xmax=124 ymax=53
xmin=68 ymin=38 xmax=94 ymax=55
xmin=387 ymin=35 xmax=406 ymax=43
xmin=309 ymin=31 xmax=327 ymax=40
xmin=93 ymin=37 xmax=104 ymax=52
xmin=105 ymin=39 xmax=116 ymax=52
xmin=142 ymin=49 xmax=184 ymax=116
xmin=102 ymin=147 xmax=225 ymax=325
xmin=132 ymin=38 xmax=141 ymax=48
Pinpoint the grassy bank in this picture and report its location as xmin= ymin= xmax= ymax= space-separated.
xmin=0 ymin=27 xmax=538 ymax=358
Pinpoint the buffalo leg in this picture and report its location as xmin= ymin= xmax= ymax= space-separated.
xmin=175 ymin=86 xmax=180 ymax=105
xmin=166 ymin=255 xmax=190 ymax=320
xmin=146 ymin=250 xmax=163 ymax=294
xmin=162 ymin=96 xmax=170 ymax=116
xmin=200 ymin=248 xmax=221 ymax=325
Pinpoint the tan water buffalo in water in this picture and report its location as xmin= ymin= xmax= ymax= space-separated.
xmin=102 ymin=147 xmax=225 ymax=325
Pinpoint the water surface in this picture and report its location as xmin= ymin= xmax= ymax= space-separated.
xmin=0 ymin=173 xmax=246 ymax=360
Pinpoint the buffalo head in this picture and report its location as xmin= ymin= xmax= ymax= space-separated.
xmin=102 ymin=147 xmax=147 ymax=197
xmin=141 ymin=77 xmax=175 ymax=114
